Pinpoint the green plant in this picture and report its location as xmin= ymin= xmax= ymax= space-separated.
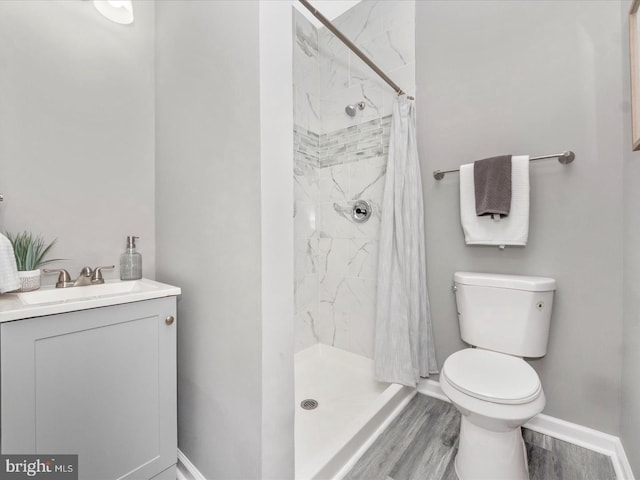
xmin=5 ymin=231 xmax=62 ymax=271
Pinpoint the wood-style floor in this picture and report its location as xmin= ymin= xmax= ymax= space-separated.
xmin=344 ymin=394 xmax=617 ymax=480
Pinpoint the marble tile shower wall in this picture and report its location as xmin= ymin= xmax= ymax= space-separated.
xmin=293 ymin=1 xmax=415 ymax=133
xmin=294 ymin=118 xmax=391 ymax=357
xmin=293 ymin=9 xmax=321 ymax=355
xmin=318 ymin=0 xmax=415 ymax=133
xmin=293 ymin=1 xmax=415 ymax=358
xmin=293 ymin=8 xmax=320 ymax=134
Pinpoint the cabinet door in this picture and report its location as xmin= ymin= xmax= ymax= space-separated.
xmin=1 ymin=297 xmax=177 ymax=480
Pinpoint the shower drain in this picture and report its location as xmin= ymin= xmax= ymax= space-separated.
xmin=300 ymin=399 xmax=318 ymax=410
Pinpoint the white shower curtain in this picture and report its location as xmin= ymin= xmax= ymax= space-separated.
xmin=374 ymin=95 xmax=438 ymax=387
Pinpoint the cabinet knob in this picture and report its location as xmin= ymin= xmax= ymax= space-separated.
xmin=165 ymin=315 xmax=175 ymax=326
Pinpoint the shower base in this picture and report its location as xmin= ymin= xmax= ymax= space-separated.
xmin=295 ymin=344 xmax=415 ymax=479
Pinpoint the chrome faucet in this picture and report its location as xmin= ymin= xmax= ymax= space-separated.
xmin=44 ymin=266 xmax=114 ymax=288
xmin=73 ymin=266 xmax=93 ymax=286
xmin=91 ymin=266 xmax=115 ymax=284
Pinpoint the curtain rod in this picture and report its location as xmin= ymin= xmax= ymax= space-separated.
xmin=297 ymin=0 xmax=413 ymax=99
xmin=432 ymin=151 xmax=576 ymax=180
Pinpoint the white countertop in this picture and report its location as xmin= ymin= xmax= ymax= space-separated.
xmin=0 ymin=278 xmax=181 ymax=323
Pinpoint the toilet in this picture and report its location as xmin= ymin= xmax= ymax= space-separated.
xmin=440 ymin=272 xmax=556 ymax=480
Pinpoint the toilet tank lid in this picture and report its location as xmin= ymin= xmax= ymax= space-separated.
xmin=454 ymin=272 xmax=556 ymax=292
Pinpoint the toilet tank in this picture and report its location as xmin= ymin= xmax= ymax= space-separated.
xmin=454 ymin=272 xmax=556 ymax=357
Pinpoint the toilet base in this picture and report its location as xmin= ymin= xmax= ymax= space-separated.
xmin=455 ymin=415 xmax=529 ymax=480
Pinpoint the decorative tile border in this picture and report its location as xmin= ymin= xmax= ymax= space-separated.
xmin=294 ymin=116 xmax=392 ymax=169
xmin=319 ymin=116 xmax=391 ymax=168
xmin=294 ymin=125 xmax=319 ymax=166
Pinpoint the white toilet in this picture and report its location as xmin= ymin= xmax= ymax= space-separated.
xmin=440 ymin=272 xmax=556 ymax=480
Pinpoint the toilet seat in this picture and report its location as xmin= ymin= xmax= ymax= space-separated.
xmin=441 ymin=349 xmax=541 ymax=405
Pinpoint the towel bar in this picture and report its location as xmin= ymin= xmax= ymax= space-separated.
xmin=433 ymin=151 xmax=575 ymax=180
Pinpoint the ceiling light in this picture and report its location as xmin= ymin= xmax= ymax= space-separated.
xmin=93 ymin=0 xmax=134 ymax=25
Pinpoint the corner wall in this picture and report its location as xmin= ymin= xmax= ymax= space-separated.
xmin=155 ymin=2 xmax=294 ymax=478
xmin=621 ymin=0 xmax=640 ymax=475
xmin=259 ymin=2 xmax=295 ymax=477
xmin=155 ymin=2 xmax=263 ymax=478
xmin=416 ymin=0 xmax=624 ymax=435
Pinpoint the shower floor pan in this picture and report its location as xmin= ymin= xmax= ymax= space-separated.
xmin=295 ymin=344 xmax=415 ymax=480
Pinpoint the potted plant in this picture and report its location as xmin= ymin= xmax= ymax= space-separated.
xmin=6 ymin=231 xmax=62 ymax=292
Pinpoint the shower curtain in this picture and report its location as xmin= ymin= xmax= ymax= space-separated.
xmin=374 ymin=95 xmax=438 ymax=387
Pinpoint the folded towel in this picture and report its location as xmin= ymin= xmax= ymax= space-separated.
xmin=474 ymin=155 xmax=512 ymax=217
xmin=0 ymin=233 xmax=20 ymax=293
xmin=460 ymin=155 xmax=530 ymax=246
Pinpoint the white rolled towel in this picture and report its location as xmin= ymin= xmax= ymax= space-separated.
xmin=0 ymin=233 xmax=20 ymax=293
xmin=460 ymin=155 xmax=530 ymax=246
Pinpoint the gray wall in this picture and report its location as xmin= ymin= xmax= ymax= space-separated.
xmin=155 ymin=1 xmax=265 ymax=478
xmin=0 ymin=1 xmax=156 ymax=280
xmin=416 ymin=0 xmax=624 ymax=435
xmin=622 ymin=0 xmax=640 ymax=474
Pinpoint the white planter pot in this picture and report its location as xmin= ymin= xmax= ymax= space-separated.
xmin=18 ymin=269 xmax=41 ymax=292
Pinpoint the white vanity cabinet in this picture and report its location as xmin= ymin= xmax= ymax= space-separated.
xmin=1 ymin=296 xmax=177 ymax=480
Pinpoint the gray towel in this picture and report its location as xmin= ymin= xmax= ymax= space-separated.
xmin=474 ymin=155 xmax=512 ymax=217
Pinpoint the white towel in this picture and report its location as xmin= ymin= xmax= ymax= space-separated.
xmin=460 ymin=155 xmax=530 ymax=246
xmin=0 ymin=233 xmax=20 ymax=293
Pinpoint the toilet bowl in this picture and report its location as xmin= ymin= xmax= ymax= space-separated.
xmin=443 ymin=272 xmax=556 ymax=480
xmin=440 ymin=272 xmax=556 ymax=480
xmin=440 ymin=348 xmax=545 ymax=479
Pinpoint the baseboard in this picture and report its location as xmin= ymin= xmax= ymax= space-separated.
xmin=614 ymin=439 xmax=636 ymax=480
xmin=525 ymin=413 xmax=635 ymax=480
xmin=417 ymin=377 xmax=449 ymax=402
xmin=177 ymin=449 xmax=207 ymax=480
xmin=417 ymin=379 xmax=635 ymax=480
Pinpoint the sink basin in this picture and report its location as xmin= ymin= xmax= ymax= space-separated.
xmin=0 ymin=279 xmax=181 ymax=322
xmin=17 ymin=281 xmax=145 ymax=305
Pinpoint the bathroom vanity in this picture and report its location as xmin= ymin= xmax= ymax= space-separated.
xmin=0 ymin=279 xmax=180 ymax=480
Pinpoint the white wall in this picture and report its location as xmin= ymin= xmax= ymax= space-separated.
xmin=0 ymin=0 xmax=156 ymax=282
xmin=259 ymin=2 xmax=295 ymax=477
xmin=155 ymin=1 xmax=294 ymax=478
xmin=416 ymin=0 xmax=624 ymax=435
xmin=621 ymin=0 xmax=640 ymax=475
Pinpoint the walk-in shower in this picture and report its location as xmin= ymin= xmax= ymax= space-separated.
xmin=292 ymin=1 xmax=417 ymax=477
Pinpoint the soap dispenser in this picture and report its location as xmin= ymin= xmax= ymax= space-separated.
xmin=120 ymin=235 xmax=142 ymax=280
